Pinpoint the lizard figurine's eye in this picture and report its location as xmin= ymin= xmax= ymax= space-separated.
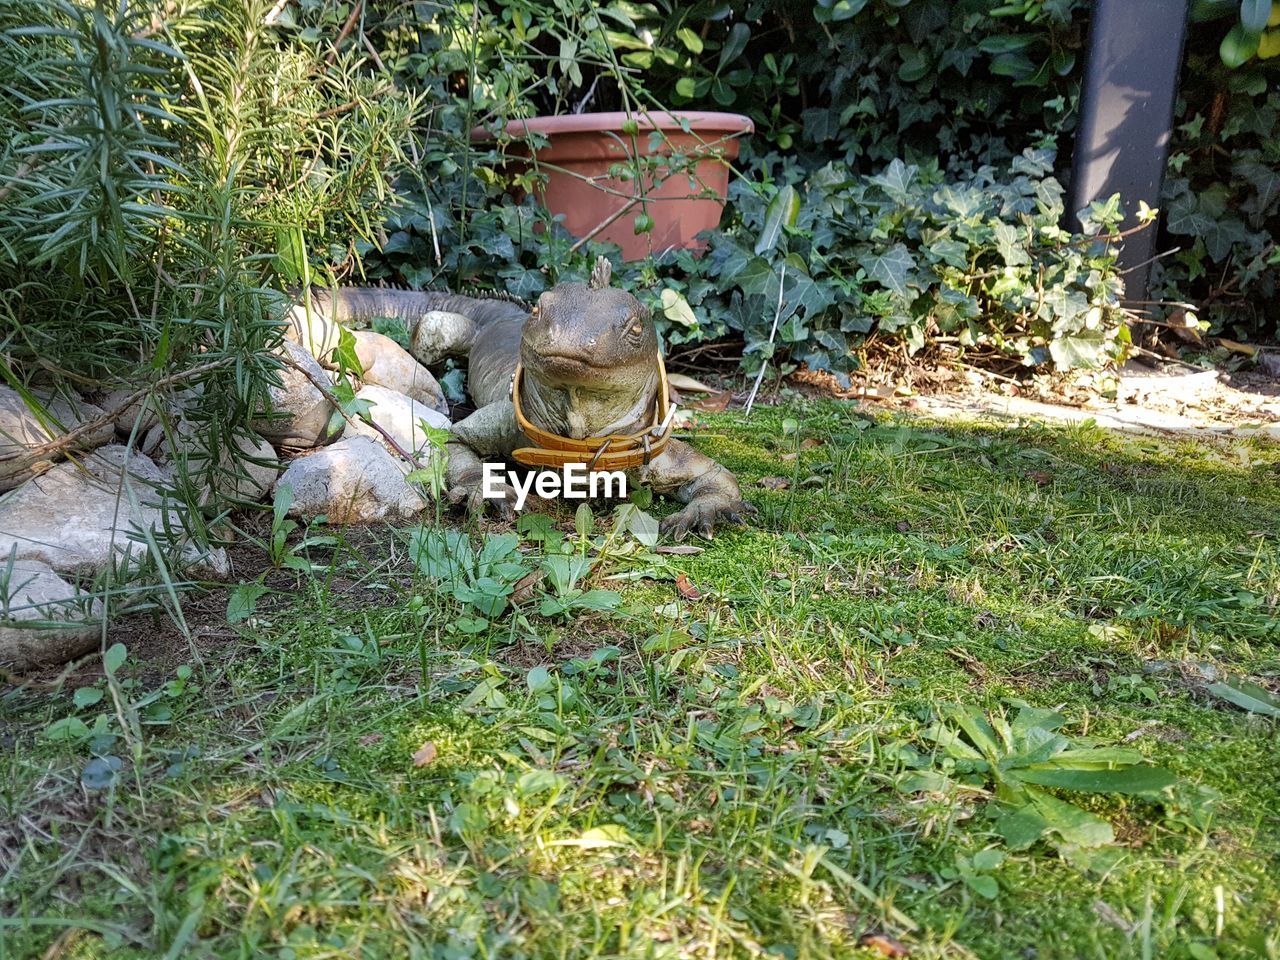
xmin=530 ymin=305 xmax=539 ymax=317
xmin=630 ymin=323 xmax=643 ymax=336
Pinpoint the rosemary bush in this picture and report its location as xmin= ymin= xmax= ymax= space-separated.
xmin=0 ymin=0 xmax=419 ymax=541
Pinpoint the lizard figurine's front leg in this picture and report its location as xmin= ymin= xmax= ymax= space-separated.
xmin=444 ymin=401 xmax=523 ymax=519
xmin=639 ymin=438 xmax=756 ymax=540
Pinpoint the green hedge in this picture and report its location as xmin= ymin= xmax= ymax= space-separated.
xmin=332 ymin=1 xmax=1279 ymax=371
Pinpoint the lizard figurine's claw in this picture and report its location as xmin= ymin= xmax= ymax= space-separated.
xmin=447 ymin=477 xmax=516 ymax=521
xmin=660 ymin=498 xmax=756 ymax=541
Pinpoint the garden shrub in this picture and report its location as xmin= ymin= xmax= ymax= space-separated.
xmin=352 ymin=0 xmax=1280 ymax=369
xmin=677 ymin=149 xmax=1129 ymax=375
xmin=1154 ymin=1 xmax=1280 ymax=340
xmin=0 ymin=0 xmax=419 ymax=510
xmin=353 ymin=0 xmax=1129 ymax=375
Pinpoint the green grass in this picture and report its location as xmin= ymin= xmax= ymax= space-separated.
xmin=3 ymin=400 xmax=1279 ymax=959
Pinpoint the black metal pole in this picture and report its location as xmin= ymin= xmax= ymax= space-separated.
xmin=1068 ymin=0 xmax=1191 ymax=302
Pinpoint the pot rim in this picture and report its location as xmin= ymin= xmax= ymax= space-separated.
xmin=471 ymin=110 xmax=754 ymax=141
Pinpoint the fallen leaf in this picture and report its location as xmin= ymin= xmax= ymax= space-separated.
xmin=859 ymin=933 xmax=910 ymax=957
xmin=1215 ymin=337 xmax=1258 ymax=357
xmin=692 ymin=389 xmax=734 ymax=412
xmin=412 ymin=741 xmax=438 ymax=767
xmin=895 ymin=520 xmax=912 ymax=533
xmin=510 ymin=568 xmax=547 ymax=605
xmin=1025 ymin=470 xmax=1053 ymax=486
xmin=800 ymin=437 xmax=824 ymax=449
xmin=667 ymin=372 xmax=716 ymax=394
xmin=656 ymin=544 xmax=704 ymax=555
xmin=759 ymin=476 xmax=791 ymax=490
xmin=1093 ymin=900 xmax=1135 ymax=934
xmin=675 ymin=573 xmax=703 ymax=601
xmin=780 ymin=452 xmax=798 ymax=462
xmin=358 ymin=733 xmax=383 ymax=747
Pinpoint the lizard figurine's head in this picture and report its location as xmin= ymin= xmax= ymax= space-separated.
xmin=520 ymin=257 xmax=658 ymax=393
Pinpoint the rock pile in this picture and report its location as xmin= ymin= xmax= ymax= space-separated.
xmin=1 ymin=300 xmax=457 ymax=669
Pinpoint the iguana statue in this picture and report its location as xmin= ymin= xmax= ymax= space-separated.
xmin=300 ymin=259 xmax=754 ymax=539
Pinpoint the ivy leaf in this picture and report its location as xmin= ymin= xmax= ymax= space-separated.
xmin=859 ymin=243 xmax=916 ymax=297
xmin=1049 ymin=330 xmax=1110 ymax=369
xmin=660 ymin=289 xmax=697 ymax=327
xmin=1165 ymin=193 xmax=1214 ymax=237
xmin=934 ymin=184 xmax=988 ymax=219
xmin=371 ymin=316 xmax=410 ymax=349
xmin=735 ymin=257 xmax=784 ymax=305
xmin=783 ymin=254 xmax=837 ymax=318
xmin=334 ymin=326 xmax=362 ymax=376
xmin=1236 ymin=159 xmax=1280 ymax=218
xmin=755 ymin=184 xmax=801 ymax=255
xmin=1201 ymin=215 xmax=1251 ymax=261
xmin=1011 ymin=148 xmax=1055 ymax=178
xmin=931 ymin=285 xmax=980 ymax=329
xmin=1046 ymin=288 xmax=1089 ymax=323
xmin=897 ymin=44 xmax=930 ymax=83
xmin=869 ymin=159 xmax=917 ymax=203
xmin=992 ymin=222 xmax=1031 ymax=266
xmin=928 ymin=238 xmax=970 ymax=270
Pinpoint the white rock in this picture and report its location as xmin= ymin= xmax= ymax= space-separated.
xmin=97 ymin=387 xmax=160 ymax=438
xmin=0 ymin=387 xmax=114 ymax=492
xmin=140 ymin=421 xmax=166 ymax=458
xmin=343 ymin=384 xmax=450 ymax=460
xmin=277 ymin=436 xmax=426 ymax=524
xmin=226 ymin=432 xmax=280 ymax=502
xmin=166 ymin=424 xmax=280 ymax=503
xmin=0 ymin=446 xmax=229 ymax=579
xmin=352 ymin=329 xmax=448 ymax=415
xmin=0 ymin=559 xmax=103 ymax=668
xmin=282 ymin=300 xmax=344 ymax=362
xmin=251 ymin=340 xmax=338 ymax=449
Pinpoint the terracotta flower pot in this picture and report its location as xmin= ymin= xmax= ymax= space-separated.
xmin=471 ymin=111 xmax=753 ymax=261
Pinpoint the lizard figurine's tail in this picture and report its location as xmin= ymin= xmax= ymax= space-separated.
xmin=291 ymin=287 xmax=530 ymax=364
